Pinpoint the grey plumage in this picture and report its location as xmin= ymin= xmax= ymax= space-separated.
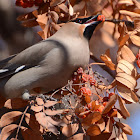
xmin=0 ymin=15 xmax=103 ymax=99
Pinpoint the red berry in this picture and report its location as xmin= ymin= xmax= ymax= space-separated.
xmin=77 ymin=67 xmax=83 ymax=75
xmin=98 ymin=105 xmax=104 ymax=113
xmin=82 ymin=73 xmax=89 ymax=82
xmin=103 ymin=102 xmax=108 ymax=107
xmin=136 ymin=50 xmax=140 ymax=59
xmin=109 ymin=92 xmax=115 ymax=99
xmin=81 ymin=87 xmax=92 ymax=96
xmin=137 ymin=59 xmax=140 ymax=68
xmin=89 ymin=76 xmax=96 ymax=85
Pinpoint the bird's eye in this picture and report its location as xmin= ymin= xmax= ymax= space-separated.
xmin=76 ymin=19 xmax=82 ymax=23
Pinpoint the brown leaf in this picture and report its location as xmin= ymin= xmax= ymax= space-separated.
xmin=51 ymin=22 xmax=61 ymax=31
xmin=130 ymin=34 xmax=140 ymax=46
xmin=36 ymin=97 xmax=44 ymax=106
xmin=31 ymin=105 xmax=43 ymax=112
xmin=44 ymin=109 xmax=69 ymax=115
xmin=87 ymin=124 xmax=101 ymax=136
xmin=21 ymin=128 xmax=43 ymax=140
xmin=35 ymin=112 xmax=65 ymax=134
xmin=50 ymin=0 xmax=65 ymax=7
xmin=82 ymin=112 xmax=102 ymax=126
xmin=117 ymin=83 xmax=138 ymax=103
xmin=97 ymin=118 xmax=105 ymax=132
xmin=69 ymin=4 xmax=74 ymax=16
xmin=104 ymin=118 xmax=113 ymax=133
xmin=67 ymin=133 xmax=84 ymax=140
xmin=37 ymin=13 xmax=48 ymax=26
xmin=116 ymin=122 xmax=132 ymax=135
xmin=22 ymin=19 xmax=39 ymax=27
xmin=44 ymin=100 xmax=59 ymax=108
xmin=0 ymin=111 xmax=22 ymax=127
xmin=4 ymin=98 xmax=28 ymax=109
xmin=17 ymin=12 xmax=35 ymax=21
xmin=121 ymin=45 xmax=136 ymax=63
xmin=116 ymin=59 xmax=136 ymax=76
xmin=120 ymin=10 xmax=140 ymax=18
xmin=118 ymin=96 xmax=130 ymax=118
xmin=90 ymin=132 xmax=112 ymax=140
xmin=73 ymin=1 xmax=85 ymax=13
xmin=116 ymin=73 xmax=136 ymax=90
xmin=0 ymin=124 xmax=18 ymax=140
xmin=62 ymin=123 xmax=79 ymax=137
xmin=102 ymin=94 xmax=117 ymax=114
xmin=100 ymin=49 xmax=116 ymax=70
xmin=58 ymin=4 xmax=69 ymax=13
xmin=25 ymin=114 xmax=42 ymax=135
xmin=118 ymin=0 xmax=134 ymax=5
xmin=119 ymin=34 xmax=129 ymax=47
xmin=133 ymin=0 xmax=140 ymax=8
xmin=49 ymin=11 xmax=59 ymax=23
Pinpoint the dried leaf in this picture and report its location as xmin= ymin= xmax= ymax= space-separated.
xmin=36 ymin=97 xmax=44 ymax=106
xmin=116 ymin=59 xmax=137 ymax=77
xmin=62 ymin=123 xmax=79 ymax=137
xmin=0 ymin=111 xmax=22 ymax=127
xmin=104 ymin=118 xmax=113 ymax=133
xmin=97 ymin=118 xmax=105 ymax=131
xmin=102 ymin=94 xmax=117 ymax=114
xmin=82 ymin=112 xmax=102 ymax=126
xmin=50 ymin=11 xmax=59 ymax=23
xmin=118 ymin=0 xmax=134 ymax=5
xmin=90 ymin=132 xmax=112 ymax=140
xmin=120 ymin=10 xmax=140 ymax=18
xmin=22 ymin=19 xmax=39 ymax=27
xmin=35 ymin=112 xmax=60 ymax=135
xmin=50 ymin=0 xmax=65 ymax=7
xmin=116 ymin=122 xmax=132 ymax=135
xmin=73 ymin=1 xmax=85 ymax=13
xmin=25 ymin=114 xmax=42 ymax=135
xmin=58 ymin=4 xmax=69 ymax=13
xmin=117 ymin=83 xmax=138 ymax=103
xmin=68 ymin=133 xmax=84 ymax=140
xmin=69 ymin=4 xmax=74 ymax=16
xmin=4 ymin=98 xmax=28 ymax=109
xmin=44 ymin=109 xmax=69 ymax=115
xmin=100 ymin=49 xmax=116 ymax=70
xmin=21 ymin=126 xmax=43 ymax=140
xmin=118 ymin=96 xmax=130 ymax=118
xmin=87 ymin=124 xmax=101 ymax=136
xmin=133 ymin=0 xmax=140 ymax=8
xmin=0 ymin=124 xmax=18 ymax=140
xmin=37 ymin=13 xmax=48 ymax=26
xmin=119 ymin=34 xmax=129 ymax=47
xmin=120 ymin=45 xmax=136 ymax=63
xmin=44 ymin=100 xmax=59 ymax=108
xmin=51 ymin=22 xmax=61 ymax=30
xmin=130 ymin=34 xmax=140 ymax=46
xmin=31 ymin=105 xmax=43 ymax=112
xmin=17 ymin=12 xmax=35 ymax=21
xmin=116 ymin=73 xmax=136 ymax=90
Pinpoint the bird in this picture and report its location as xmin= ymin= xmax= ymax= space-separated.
xmin=0 ymin=14 xmax=105 ymax=99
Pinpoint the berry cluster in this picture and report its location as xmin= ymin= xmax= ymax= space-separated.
xmin=72 ymin=67 xmax=116 ymax=118
xmin=136 ymin=50 xmax=140 ymax=68
xmin=16 ymin=0 xmax=43 ymax=8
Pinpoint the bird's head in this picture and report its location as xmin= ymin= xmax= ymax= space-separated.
xmin=52 ymin=14 xmax=105 ymax=42
xmin=71 ymin=14 xmax=105 ymax=40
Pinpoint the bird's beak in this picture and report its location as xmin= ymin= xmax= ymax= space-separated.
xmin=84 ymin=14 xmax=105 ymax=26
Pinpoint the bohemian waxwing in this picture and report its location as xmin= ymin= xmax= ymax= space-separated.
xmin=0 ymin=14 xmax=105 ymax=99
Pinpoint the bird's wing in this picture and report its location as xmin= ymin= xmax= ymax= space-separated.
xmin=0 ymin=40 xmax=57 ymax=78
